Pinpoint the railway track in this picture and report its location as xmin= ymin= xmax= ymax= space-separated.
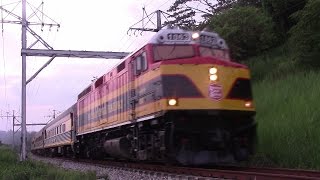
xmin=75 ymin=159 xmax=320 ymax=180
xmin=32 ymin=154 xmax=320 ymax=179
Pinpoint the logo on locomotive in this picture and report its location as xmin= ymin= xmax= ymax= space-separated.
xmin=209 ymin=83 xmax=223 ymax=101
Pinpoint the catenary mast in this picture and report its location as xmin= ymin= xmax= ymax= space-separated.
xmin=0 ymin=0 xmax=129 ymax=161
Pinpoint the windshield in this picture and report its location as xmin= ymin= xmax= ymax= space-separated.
xmin=199 ymin=47 xmax=230 ymax=61
xmin=153 ymin=45 xmax=195 ymax=61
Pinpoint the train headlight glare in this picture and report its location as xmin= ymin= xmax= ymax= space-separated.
xmin=210 ymin=74 xmax=218 ymax=81
xmin=192 ymin=32 xmax=200 ymax=39
xmin=245 ymin=101 xmax=252 ymax=108
xmin=168 ymin=99 xmax=177 ymax=106
xmin=209 ymin=67 xmax=217 ymax=74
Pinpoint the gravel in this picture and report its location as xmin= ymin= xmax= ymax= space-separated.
xmin=29 ymin=154 xmax=221 ymax=180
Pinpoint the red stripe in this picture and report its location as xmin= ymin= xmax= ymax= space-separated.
xmin=160 ymin=56 xmax=248 ymax=68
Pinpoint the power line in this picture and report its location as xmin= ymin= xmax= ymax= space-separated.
xmin=1 ymin=0 xmax=130 ymax=161
xmin=1 ymin=17 xmax=8 ymax=110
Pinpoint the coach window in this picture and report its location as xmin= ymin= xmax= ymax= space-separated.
xmin=135 ymin=52 xmax=147 ymax=75
xmin=62 ymin=124 xmax=66 ymax=132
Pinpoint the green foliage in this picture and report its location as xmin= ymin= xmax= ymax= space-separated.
xmin=0 ymin=147 xmax=96 ymax=180
xmin=288 ymin=0 xmax=320 ymax=67
xmin=251 ymin=70 xmax=320 ymax=169
xmin=262 ymin=0 xmax=307 ymax=40
xmin=166 ymin=0 xmax=197 ymax=30
xmin=209 ymin=6 xmax=277 ymax=60
xmin=244 ymin=45 xmax=303 ymax=82
xmin=166 ymin=0 xmax=261 ymax=29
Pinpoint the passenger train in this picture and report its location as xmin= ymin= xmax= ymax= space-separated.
xmin=31 ymin=27 xmax=256 ymax=165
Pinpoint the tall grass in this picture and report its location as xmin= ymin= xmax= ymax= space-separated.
xmin=251 ymin=70 xmax=320 ymax=169
xmin=0 ymin=146 xmax=96 ymax=180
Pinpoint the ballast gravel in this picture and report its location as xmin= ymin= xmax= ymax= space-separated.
xmin=29 ymin=154 xmax=219 ymax=180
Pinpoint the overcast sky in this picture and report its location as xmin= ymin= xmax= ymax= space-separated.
xmin=0 ymin=0 xmax=174 ymax=131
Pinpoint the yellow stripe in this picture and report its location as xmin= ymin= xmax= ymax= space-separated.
xmin=78 ymin=64 xmax=254 ymax=134
xmin=78 ymin=68 xmax=161 ymax=113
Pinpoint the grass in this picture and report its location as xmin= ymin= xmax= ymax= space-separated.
xmin=246 ymin=47 xmax=320 ymax=170
xmin=0 ymin=146 xmax=96 ymax=180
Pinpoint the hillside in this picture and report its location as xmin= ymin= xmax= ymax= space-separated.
xmin=247 ymin=48 xmax=320 ymax=170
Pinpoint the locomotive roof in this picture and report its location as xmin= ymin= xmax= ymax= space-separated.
xmin=148 ymin=27 xmax=229 ymax=49
xmin=78 ymin=27 xmax=229 ymax=99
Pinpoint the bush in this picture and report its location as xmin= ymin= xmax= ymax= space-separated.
xmin=288 ymin=0 xmax=320 ymax=67
xmin=209 ymin=6 xmax=278 ymax=60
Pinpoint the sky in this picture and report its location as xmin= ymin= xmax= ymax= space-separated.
xmin=0 ymin=0 xmax=175 ymax=131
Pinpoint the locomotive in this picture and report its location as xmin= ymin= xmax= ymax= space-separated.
xmin=31 ymin=27 xmax=256 ymax=165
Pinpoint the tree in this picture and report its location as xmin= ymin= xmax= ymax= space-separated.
xmin=165 ymin=0 xmax=261 ymax=29
xmin=289 ymin=0 xmax=320 ymax=67
xmin=209 ymin=6 xmax=277 ymax=60
xmin=262 ymin=0 xmax=307 ymax=40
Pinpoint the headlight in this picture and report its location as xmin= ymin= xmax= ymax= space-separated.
xmin=245 ymin=101 xmax=252 ymax=108
xmin=192 ymin=32 xmax=199 ymax=39
xmin=168 ymin=99 xmax=177 ymax=106
xmin=209 ymin=67 xmax=217 ymax=74
xmin=210 ymin=74 xmax=218 ymax=81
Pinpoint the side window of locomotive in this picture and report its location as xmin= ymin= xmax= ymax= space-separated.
xmin=136 ymin=56 xmax=142 ymax=72
xmin=134 ymin=52 xmax=148 ymax=75
xmin=141 ymin=52 xmax=147 ymax=71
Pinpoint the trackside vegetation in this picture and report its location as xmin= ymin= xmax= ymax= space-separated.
xmin=0 ymin=146 xmax=96 ymax=180
xmin=244 ymin=46 xmax=320 ymax=169
xmin=251 ymin=69 xmax=320 ymax=169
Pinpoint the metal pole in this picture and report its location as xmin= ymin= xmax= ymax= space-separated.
xmin=156 ymin=10 xmax=161 ymax=31
xmin=21 ymin=0 xmax=27 ymax=161
xmin=12 ymin=110 xmax=15 ymax=150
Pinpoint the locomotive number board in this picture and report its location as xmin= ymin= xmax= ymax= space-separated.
xmin=200 ymin=34 xmax=217 ymax=46
xmin=166 ymin=33 xmax=190 ymax=41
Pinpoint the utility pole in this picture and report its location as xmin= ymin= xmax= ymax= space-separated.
xmin=21 ymin=0 xmax=27 ymax=161
xmin=12 ymin=111 xmax=17 ymax=149
xmin=45 ymin=109 xmax=59 ymax=123
xmin=0 ymin=110 xmax=21 ymax=150
xmin=128 ymin=9 xmax=169 ymax=34
xmin=1 ymin=1 xmax=130 ymax=161
xmin=12 ymin=112 xmax=14 ymax=149
xmin=53 ymin=110 xmax=56 ymax=119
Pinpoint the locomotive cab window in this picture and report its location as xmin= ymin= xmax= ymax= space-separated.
xmin=134 ymin=52 xmax=148 ymax=75
xmin=153 ymin=45 xmax=194 ymax=61
xmin=199 ymin=46 xmax=230 ymax=61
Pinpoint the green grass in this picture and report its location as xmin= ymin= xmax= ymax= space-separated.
xmin=250 ymin=70 xmax=320 ymax=170
xmin=0 ymin=146 xmax=96 ymax=180
xmin=243 ymin=45 xmax=320 ymax=170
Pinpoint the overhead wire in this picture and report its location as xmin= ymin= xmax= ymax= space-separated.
xmin=1 ymin=0 xmax=8 ymax=114
xmin=3 ymin=1 xmax=21 ymax=20
xmin=117 ymin=0 xmax=173 ymax=54
xmin=26 ymin=0 xmax=52 ymax=127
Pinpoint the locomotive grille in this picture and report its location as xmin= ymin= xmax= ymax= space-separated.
xmin=227 ymin=79 xmax=252 ymax=100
